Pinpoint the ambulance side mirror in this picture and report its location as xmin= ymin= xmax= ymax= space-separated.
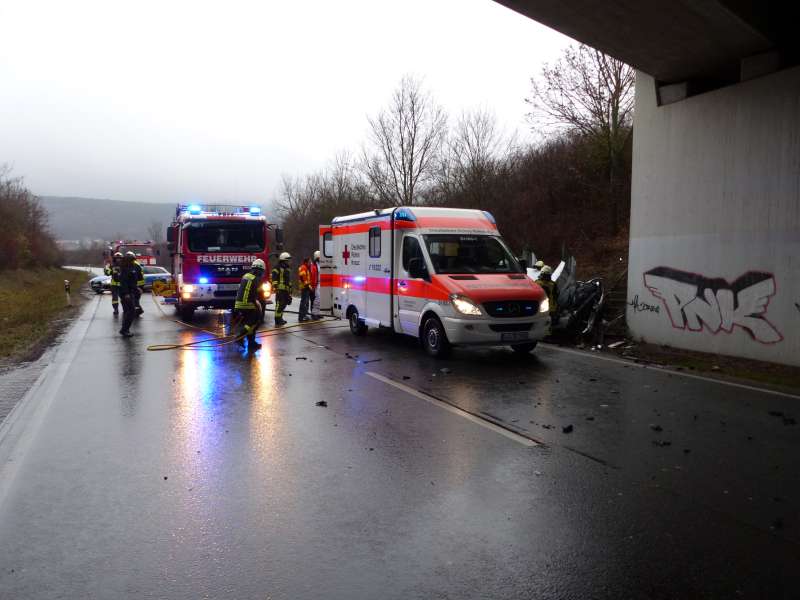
xmin=166 ymin=227 xmax=175 ymax=253
xmin=408 ymin=258 xmax=428 ymax=280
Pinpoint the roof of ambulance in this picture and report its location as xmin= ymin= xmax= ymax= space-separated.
xmin=331 ymin=206 xmax=490 ymax=224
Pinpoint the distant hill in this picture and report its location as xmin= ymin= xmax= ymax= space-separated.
xmin=39 ymin=196 xmax=176 ymax=241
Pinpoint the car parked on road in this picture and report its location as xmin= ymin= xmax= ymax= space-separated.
xmin=90 ymin=265 xmax=173 ymax=294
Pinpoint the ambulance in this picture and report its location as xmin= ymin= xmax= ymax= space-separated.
xmin=318 ymin=207 xmax=550 ymax=356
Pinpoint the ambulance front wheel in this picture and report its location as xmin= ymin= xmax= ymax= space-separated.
xmin=511 ymin=341 xmax=538 ymax=354
xmin=348 ymin=307 xmax=367 ymax=336
xmin=422 ymin=316 xmax=451 ymax=358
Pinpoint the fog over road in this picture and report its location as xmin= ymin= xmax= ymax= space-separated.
xmin=0 ymin=294 xmax=797 ymax=599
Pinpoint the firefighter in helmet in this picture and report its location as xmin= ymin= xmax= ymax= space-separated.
xmin=234 ymin=258 xmax=266 ymax=352
xmin=125 ymin=252 xmax=145 ymax=316
xmin=105 ymin=252 xmax=123 ymax=316
xmin=271 ymin=252 xmax=292 ymax=326
xmin=118 ymin=252 xmax=139 ymax=337
xmin=297 ymin=256 xmax=312 ymax=322
xmin=536 ymin=265 xmax=559 ymax=327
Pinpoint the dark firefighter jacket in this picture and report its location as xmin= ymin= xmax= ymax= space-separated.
xmin=133 ymin=260 xmax=145 ymax=287
xmin=105 ymin=263 xmax=121 ymax=286
xmin=235 ymin=270 xmax=264 ymax=310
xmin=271 ymin=264 xmax=291 ymax=292
xmin=118 ymin=263 xmax=139 ymax=295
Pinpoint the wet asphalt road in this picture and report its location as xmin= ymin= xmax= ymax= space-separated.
xmin=0 ymin=294 xmax=798 ymax=599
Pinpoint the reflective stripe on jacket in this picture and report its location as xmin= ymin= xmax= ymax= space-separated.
xmin=271 ymin=265 xmax=291 ymax=291
xmin=235 ymin=271 xmax=262 ymax=310
xmin=133 ymin=261 xmax=145 ymax=286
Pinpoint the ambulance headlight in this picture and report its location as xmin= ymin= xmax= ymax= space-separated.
xmin=450 ymin=294 xmax=482 ymax=316
xmin=261 ymin=282 xmax=272 ymax=296
xmin=539 ymin=298 xmax=549 ymax=313
xmin=183 ymin=284 xmax=195 ymax=293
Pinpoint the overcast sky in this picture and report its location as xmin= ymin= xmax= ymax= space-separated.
xmin=0 ymin=0 xmax=572 ymax=206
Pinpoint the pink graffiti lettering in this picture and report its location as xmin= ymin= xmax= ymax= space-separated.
xmin=643 ymin=267 xmax=782 ymax=344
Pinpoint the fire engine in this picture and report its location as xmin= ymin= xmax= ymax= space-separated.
xmin=167 ymin=204 xmax=277 ymax=321
xmin=104 ymin=240 xmax=158 ymax=266
xmin=318 ymin=207 xmax=550 ymax=357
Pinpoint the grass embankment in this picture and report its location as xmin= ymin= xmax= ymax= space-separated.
xmin=0 ymin=268 xmax=90 ymax=361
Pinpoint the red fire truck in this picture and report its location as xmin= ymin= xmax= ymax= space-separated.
xmin=105 ymin=240 xmax=158 ymax=266
xmin=167 ymin=203 xmax=278 ymax=321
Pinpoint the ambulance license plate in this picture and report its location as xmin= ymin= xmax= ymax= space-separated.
xmin=501 ymin=331 xmax=529 ymax=342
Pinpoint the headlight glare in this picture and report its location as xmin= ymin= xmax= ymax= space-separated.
xmin=183 ymin=284 xmax=195 ymax=293
xmin=451 ymin=294 xmax=482 ymax=316
xmin=539 ymin=297 xmax=549 ymax=313
xmin=261 ymin=282 xmax=272 ymax=295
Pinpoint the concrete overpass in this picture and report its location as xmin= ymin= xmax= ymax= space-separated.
xmin=496 ymin=1 xmax=800 ymax=367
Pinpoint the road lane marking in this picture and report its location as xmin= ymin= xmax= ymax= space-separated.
xmin=366 ymin=372 xmax=541 ymax=447
xmin=542 ymin=344 xmax=800 ymax=400
xmin=0 ymin=295 xmax=101 ymax=512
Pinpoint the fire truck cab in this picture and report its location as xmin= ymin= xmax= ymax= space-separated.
xmin=319 ymin=207 xmax=550 ymax=357
xmin=105 ymin=240 xmax=158 ymax=266
xmin=167 ymin=204 xmax=274 ymax=321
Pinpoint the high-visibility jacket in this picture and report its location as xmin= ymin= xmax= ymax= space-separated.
xmin=234 ymin=270 xmax=263 ymax=310
xmin=271 ymin=264 xmax=291 ymax=292
xmin=106 ymin=263 xmax=121 ymax=286
xmin=133 ymin=260 xmax=145 ymax=287
xmin=297 ymin=263 xmax=311 ymax=288
xmin=536 ymin=277 xmax=558 ymax=314
xmin=310 ymin=261 xmax=319 ymax=289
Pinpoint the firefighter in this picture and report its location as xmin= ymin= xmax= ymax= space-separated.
xmin=127 ymin=252 xmax=145 ymax=316
xmin=297 ymin=256 xmax=312 ymax=322
xmin=310 ymin=250 xmax=321 ymax=320
xmin=536 ymin=265 xmax=559 ymax=327
xmin=234 ymin=258 xmax=266 ymax=352
xmin=105 ymin=252 xmax=123 ymax=316
xmin=271 ymin=252 xmax=292 ymax=326
xmin=118 ymin=253 xmax=139 ymax=337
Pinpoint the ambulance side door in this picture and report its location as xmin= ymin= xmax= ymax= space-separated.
xmin=395 ymin=233 xmax=429 ymax=337
xmin=318 ymin=225 xmax=334 ymax=312
xmin=365 ymin=224 xmax=392 ymax=326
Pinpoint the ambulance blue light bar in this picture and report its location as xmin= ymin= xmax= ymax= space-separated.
xmin=249 ymin=206 xmax=261 ymax=215
xmin=394 ymin=208 xmax=416 ymax=222
xmin=482 ymin=210 xmax=496 ymax=225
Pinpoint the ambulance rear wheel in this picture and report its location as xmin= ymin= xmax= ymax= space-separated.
xmin=422 ymin=316 xmax=451 ymax=358
xmin=349 ymin=308 xmax=367 ymax=336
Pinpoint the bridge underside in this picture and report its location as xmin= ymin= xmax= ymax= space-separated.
xmin=496 ymin=1 xmax=800 ymax=99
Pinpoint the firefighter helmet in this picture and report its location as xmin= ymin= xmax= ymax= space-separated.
xmin=113 ymin=252 xmax=123 ymax=258
xmin=540 ymin=265 xmax=552 ymax=275
xmin=125 ymin=251 xmax=136 ymax=257
xmin=252 ymin=258 xmax=266 ymax=271
xmin=279 ymin=252 xmax=291 ymax=261
xmin=313 ymin=250 xmax=320 ymax=260
xmin=534 ymin=260 xmax=544 ymax=269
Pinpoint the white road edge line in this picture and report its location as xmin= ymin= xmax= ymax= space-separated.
xmin=0 ymin=295 xmax=100 ymax=511
xmin=366 ymin=371 xmax=539 ymax=447
xmin=541 ymin=343 xmax=800 ymax=400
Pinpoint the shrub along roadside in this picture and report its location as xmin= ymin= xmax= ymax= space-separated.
xmin=0 ymin=268 xmax=90 ymax=361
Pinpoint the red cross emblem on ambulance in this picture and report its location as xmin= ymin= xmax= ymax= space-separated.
xmin=342 ymin=245 xmax=350 ymax=265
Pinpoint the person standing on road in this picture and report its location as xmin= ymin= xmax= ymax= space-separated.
xmin=128 ymin=253 xmax=145 ymax=317
xmin=271 ymin=252 xmax=292 ymax=326
xmin=297 ymin=257 xmax=312 ymax=322
xmin=105 ymin=252 xmax=123 ymax=316
xmin=536 ymin=265 xmax=559 ymax=327
xmin=233 ymin=259 xmax=266 ymax=352
xmin=310 ymin=250 xmax=321 ymax=320
xmin=118 ymin=254 xmax=139 ymax=337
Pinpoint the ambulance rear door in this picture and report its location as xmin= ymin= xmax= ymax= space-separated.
xmin=365 ymin=221 xmax=392 ymax=327
xmin=318 ymin=225 xmax=334 ymax=312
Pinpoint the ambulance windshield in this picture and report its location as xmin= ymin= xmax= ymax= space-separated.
xmin=186 ymin=221 xmax=265 ymax=253
xmin=423 ymin=234 xmax=521 ymax=274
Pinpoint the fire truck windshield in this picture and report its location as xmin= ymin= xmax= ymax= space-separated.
xmin=423 ymin=234 xmax=522 ymax=275
xmin=186 ymin=221 xmax=265 ymax=253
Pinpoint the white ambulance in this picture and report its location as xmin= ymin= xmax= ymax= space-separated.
xmin=317 ymin=207 xmax=550 ymax=357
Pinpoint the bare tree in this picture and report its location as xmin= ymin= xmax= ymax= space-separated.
xmin=147 ymin=220 xmax=164 ymax=243
xmin=526 ymin=44 xmax=634 ymax=231
xmin=362 ymin=75 xmax=447 ymax=206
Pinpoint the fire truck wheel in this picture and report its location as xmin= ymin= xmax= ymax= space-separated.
xmin=422 ymin=316 xmax=451 ymax=358
xmin=510 ymin=342 xmax=538 ymax=354
xmin=348 ymin=308 xmax=367 ymax=336
xmin=178 ymin=305 xmax=195 ymax=322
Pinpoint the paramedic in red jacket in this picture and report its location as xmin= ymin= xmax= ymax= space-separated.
xmin=297 ymin=257 xmax=312 ymax=322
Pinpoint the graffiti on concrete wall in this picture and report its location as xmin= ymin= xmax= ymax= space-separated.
xmin=643 ymin=267 xmax=783 ymax=344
